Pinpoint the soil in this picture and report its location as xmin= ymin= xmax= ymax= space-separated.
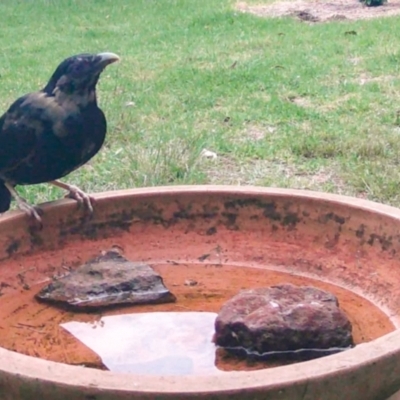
xmin=235 ymin=0 xmax=400 ymax=23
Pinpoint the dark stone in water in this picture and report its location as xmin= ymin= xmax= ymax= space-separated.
xmin=214 ymin=284 xmax=354 ymax=359
xmin=36 ymin=251 xmax=176 ymax=311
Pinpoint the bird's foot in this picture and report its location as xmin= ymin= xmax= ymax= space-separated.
xmin=4 ymin=182 xmax=43 ymax=228
xmin=49 ymin=180 xmax=95 ymax=216
xmin=15 ymin=197 xmax=43 ymax=228
xmin=64 ymin=185 xmax=95 ymax=214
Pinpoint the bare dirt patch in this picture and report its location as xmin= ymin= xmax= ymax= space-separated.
xmin=203 ymin=156 xmax=349 ymax=195
xmin=287 ymin=95 xmax=313 ymax=108
xmin=236 ymin=0 xmax=400 ymax=23
xmin=356 ymin=72 xmax=397 ymax=85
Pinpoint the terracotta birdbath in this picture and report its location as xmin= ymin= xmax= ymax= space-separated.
xmin=1 ymin=185 xmax=400 ymax=399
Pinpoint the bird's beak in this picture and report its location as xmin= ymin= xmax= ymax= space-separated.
xmin=96 ymin=52 xmax=120 ymax=69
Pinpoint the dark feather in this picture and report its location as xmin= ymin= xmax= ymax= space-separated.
xmin=0 ymin=183 xmax=11 ymax=213
xmin=0 ymin=92 xmax=106 ymax=184
xmin=0 ymin=52 xmax=119 ymax=213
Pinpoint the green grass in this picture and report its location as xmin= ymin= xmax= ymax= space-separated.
xmin=2 ymin=0 xmax=400 ymax=207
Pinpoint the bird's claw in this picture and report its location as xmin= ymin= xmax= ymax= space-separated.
xmin=3 ymin=182 xmax=43 ymax=228
xmin=16 ymin=198 xmax=43 ymax=228
xmin=64 ymin=185 xmax=95 ymax=214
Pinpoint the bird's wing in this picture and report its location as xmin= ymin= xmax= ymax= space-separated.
xmin=0 ymin=91 xmax=83 ymax=172
xmin=0 ymin=94 xmax=41 ymax=171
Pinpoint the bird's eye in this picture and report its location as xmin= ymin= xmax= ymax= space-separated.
xmin=72 ymin=60 xmax=89 ymax=74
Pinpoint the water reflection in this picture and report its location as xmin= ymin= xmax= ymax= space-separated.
xmin=61 ymin=312 xmax=220 ymax=376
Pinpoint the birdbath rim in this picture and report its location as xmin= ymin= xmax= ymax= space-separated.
xmin=0 ymin=185 xmax=399 ymax=399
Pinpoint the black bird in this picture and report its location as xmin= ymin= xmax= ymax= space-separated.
xmin=0 ymin=52 xmax=120 ymax=225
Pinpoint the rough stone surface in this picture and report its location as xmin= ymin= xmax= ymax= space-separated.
xmin=214 ymin=284 xmax=353 ymax=358
xmin=36 ymin=251 xmax=176 ymax=311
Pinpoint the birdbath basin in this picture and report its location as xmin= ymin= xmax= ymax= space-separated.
xmin=1 ymin=185 xmax=400 ymax=399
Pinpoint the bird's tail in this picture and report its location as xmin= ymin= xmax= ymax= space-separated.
xmin=0 ymin=181 xmax=11 ymax=213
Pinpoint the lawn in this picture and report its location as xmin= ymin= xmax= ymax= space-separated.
xmin=2 ymin=0 xmax=400 ymax=207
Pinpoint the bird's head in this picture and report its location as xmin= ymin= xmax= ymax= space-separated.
xmin=43 ymin=52 xmax=120 ymax=105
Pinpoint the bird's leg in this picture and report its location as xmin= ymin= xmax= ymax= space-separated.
xmin=4 ymin=182 xmax=43 ymax=225
xmin=49 ymin=180 xmax=94 ymax=214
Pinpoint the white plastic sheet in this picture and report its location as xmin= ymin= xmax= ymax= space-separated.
xmin=61 ymin=312 xmax=220 ymax=376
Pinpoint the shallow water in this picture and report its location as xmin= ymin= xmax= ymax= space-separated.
xmin=0 ymin=263 xmax=394 ymax=373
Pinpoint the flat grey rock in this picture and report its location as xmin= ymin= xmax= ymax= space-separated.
xmin=36 ymin=251 xmax=176 ymax=311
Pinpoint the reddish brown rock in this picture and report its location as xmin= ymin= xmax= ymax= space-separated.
xmin=36 ymin=251 xmax=176 ymax=311
xmin=214 ymin=284 xmax=353 ymax=358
